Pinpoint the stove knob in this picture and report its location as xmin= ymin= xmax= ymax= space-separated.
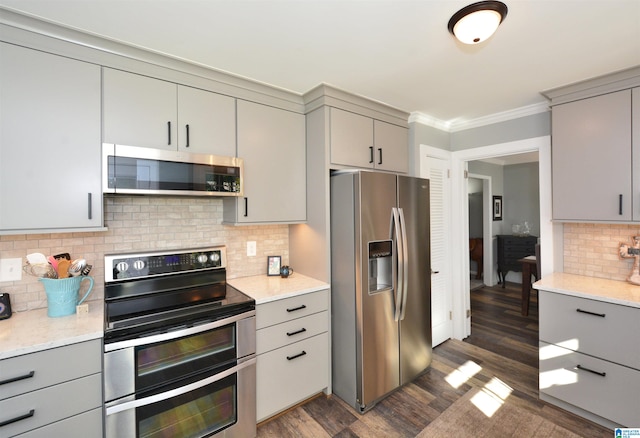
xmin=210 ymin=252 xmax=220 ymax=263
xmin=115 ymin=261 xmax=129 ymax=273
xmin=197 ymin=254 xmax=208 ymax=264
xmin=133 ymin=260 xmax=145 ymax=271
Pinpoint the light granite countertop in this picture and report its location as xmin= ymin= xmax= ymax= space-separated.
xmin=533 ymin=272 xmax=640 ymax=308
xmin=228 ymin=273 xmax=329 ymax=304
xmin=0 ymin=301 xmax=103 ymax=360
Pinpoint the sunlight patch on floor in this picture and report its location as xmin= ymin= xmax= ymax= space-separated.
xmin=445 ymin=360 xmax=482 ymax=389
xmin=470 ymin=377 xmax=513 ymax=417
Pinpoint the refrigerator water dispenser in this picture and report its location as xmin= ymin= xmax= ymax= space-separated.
xmin=368 ymin=240 xmax=392 ymax=293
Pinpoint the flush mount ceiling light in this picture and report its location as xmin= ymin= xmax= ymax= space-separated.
xmin=448 ymin=1 xmax=508 ymax=44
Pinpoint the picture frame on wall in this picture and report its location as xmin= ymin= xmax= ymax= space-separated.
xmin=493 ymin=195 xmax=503 ymax=221
xmin=267 ymin=256 xmax=281 ymax=276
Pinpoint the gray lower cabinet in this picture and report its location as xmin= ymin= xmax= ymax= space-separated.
xmin=551 ymin=88 xmax=636 ymax=221
xmin=0 ymin=43 xmax=103 ymax=233
xmin=255 ymin=290 xmax=330 ymax=422
xmin=330 ymin=108 xmax=408 ymax=173
xmin=0 ymin=339 xmax=103 ymax=437
xmin=224 ymin=100 xmax=306 ymax=224
xmin=538 ymin=290 xmax=640 ymax=427
xmin=103 ymin=68 xmax=236 ymax=155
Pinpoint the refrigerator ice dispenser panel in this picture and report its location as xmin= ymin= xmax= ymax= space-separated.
xmin=368 ymin=240 xmax=392 ymax=294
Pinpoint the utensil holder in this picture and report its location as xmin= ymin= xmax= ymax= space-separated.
xmin=39 ymin=276 xmax=94 ymax=317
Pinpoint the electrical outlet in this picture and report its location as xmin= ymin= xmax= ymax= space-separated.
xmin=0 ymin=258 xmax=22 ymax=282
xmin=247 ymin=241 xmax=257 ymax=257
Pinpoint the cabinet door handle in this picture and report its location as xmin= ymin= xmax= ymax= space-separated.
xmin=576 ymin=308 xmax=605 ymax=318
xmin=369 ymin=146 xmax=374 ymax=164
xmin=0 ymin=370 xmax=35 ymax=386
xmin=378 ymin=148 xmax=382 ymax=165
xmin=167 ymin=121 xmax=172 ymax=145
xmin=286 ymin=351 xmax=307 ymax=361
xmin=87 ymin=193 xmax=92 ymax=220
xmin=244 ymin=197 xmax=248 ymax=217
xmin=286 ymin=328 xmax=307 ymax=336
xmin=185 ymin=124 xmax=190 ymax=147
xmin=0 ymin=409 xmax=35 ymax=428
xmin=286 ymin=304 xmax=306 ymax=313
xmin=619 ymin=194 xmax=623 ymax=215
xmin=576 ymin=364 xmax=606 ymax=377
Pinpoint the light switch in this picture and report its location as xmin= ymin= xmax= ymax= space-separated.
xmin=0 ymin=258 xmax=22 ymax=282
xmin=247 ymin=241 xmax=257 ymax=257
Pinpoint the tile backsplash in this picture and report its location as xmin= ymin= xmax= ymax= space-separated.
xmin=563 ymin=222 xmax=640 ymax=281
xmin=0 ymin=196 xmax=289 ymax=312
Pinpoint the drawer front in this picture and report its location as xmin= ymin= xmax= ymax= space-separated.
xmin=0 ymin=339 xmax=102 ymax=400
xmin=256 ymin=289 xmax=329 ymax=329
xmin=17 ymin=407 xmax=103 ymax=438
xmin=0 ymin=373 xmax=102 ymax=437
xmin=257 ymin=310 xmax=328 ymax=355
xmin=539 ymin=342 xmax=640 ymax=427
xmin=539 ymin=291 xmax=640 ymax=369
xmin=256 ymin=333 xmax=329 ymax=421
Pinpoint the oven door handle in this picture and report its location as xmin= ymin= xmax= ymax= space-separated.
xmin=105 ymin=310 xmax=256 ymax=352
xmin=105 ymin=356 xmax=256 ymax=416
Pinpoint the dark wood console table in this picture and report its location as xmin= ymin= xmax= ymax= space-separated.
xmin=497 ymin=234 xmax=537 ymax=288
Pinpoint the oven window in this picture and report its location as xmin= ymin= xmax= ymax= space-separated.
xmin=138 ymin=373 xmax=237 ymax=438
xmin=136 ymin=324 xmax=236 ymax=391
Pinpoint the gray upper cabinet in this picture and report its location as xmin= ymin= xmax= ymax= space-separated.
xmin=223 ymin=100 xmax=306 ymax=224
xmin=103 ymin=68 xmax=236 ymax=156
xmin=330 ymin=108 xmax=408 ymax=173
xmin=552 ymin=89 xmax=633 ymax=221
xmin=0 ymin=43 xmax=103 ymax=233
xmin=632 ymin=88 xmax=640 ymax=220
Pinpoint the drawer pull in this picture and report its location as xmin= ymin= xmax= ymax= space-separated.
xmin=286 ymin=328 xmax=307 ymax=336
xmin=576 ymin=364 xmax=606 ymax=377
xmin=286 ymin=304 xmax=307 ymax=313
xmin=0 ymin=409 xmax=35 ymax=428
xmin=286 ymin=351 xmax=307 ymax=361
xmin=0 ymin=370 xmax=35 ymax=386
xmin=576 ymin=308 xmax=605 ymax=318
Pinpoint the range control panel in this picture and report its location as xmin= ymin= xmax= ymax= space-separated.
xmin=105 ymin=246 xmax=227 ymax=282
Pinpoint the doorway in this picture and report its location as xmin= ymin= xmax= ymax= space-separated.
xmin=449 ymin=136 xmax=555 ymax=340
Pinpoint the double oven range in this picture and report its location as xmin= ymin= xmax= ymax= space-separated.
xmin=103 ymin=246 xmax=256 ymax=438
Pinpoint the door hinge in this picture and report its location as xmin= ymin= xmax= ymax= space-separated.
xmin=466 ymin=309 xmax=471 ymax=318
xmin=449 ymin=311 xmax=453 ymax=320
xmin=464 ymin=170 xmax=469 ymax=178
xmin=447 ymin=169 xmax=451 ymax=178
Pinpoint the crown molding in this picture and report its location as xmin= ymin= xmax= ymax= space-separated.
xmin=410 ymin=102 xmax=550 ymax=133
xmin=541 ymin=65 xmax=640 ymax=106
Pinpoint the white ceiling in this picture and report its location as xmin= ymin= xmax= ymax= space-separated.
xmin=1 ymin=0 xmax=639 ymax=129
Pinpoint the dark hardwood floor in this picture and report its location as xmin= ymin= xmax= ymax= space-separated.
xmin=256 ymin=282 xmax=611 ymax=437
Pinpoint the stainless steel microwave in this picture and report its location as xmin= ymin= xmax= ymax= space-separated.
xmin=103 ymin=144 xmax=243 ymax=197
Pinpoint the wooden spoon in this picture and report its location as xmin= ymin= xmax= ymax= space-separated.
xmin=57 ymin=259 xmax=71 ymax=279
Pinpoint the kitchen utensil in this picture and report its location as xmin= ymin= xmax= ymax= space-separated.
xmin=23 ymin=263 xmax=57 ymax=278
xmin=57 ymin=259 xmax=71 ymax=279
xmin=47 ymin=255 xmax=59 ymax=270
xmin=68 ymin=259 xmax=87 ymax=277
xmin=26 ymin=252 xmax=48 ymax=265
xmin=81 ymin=264 xmax=93 ymax=276
xmin=53 ymin=252 xmax=71 ymax=261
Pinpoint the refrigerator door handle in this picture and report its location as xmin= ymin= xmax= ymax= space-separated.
xmin=391 ymin=207 xmax=403 ymax=322
xmin=398 ymin=207 xmax=409 ymax=321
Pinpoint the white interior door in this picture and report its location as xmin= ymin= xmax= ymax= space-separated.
xmin=421 ymin=146 xmax=452 ymax=347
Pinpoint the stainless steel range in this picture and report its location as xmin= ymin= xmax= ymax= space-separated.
xmin=103 ymin=246 xmax=256 ymax=438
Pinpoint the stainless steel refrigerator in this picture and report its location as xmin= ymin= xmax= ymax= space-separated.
xmin=330 ymin=170 xmax=432 ymax=413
